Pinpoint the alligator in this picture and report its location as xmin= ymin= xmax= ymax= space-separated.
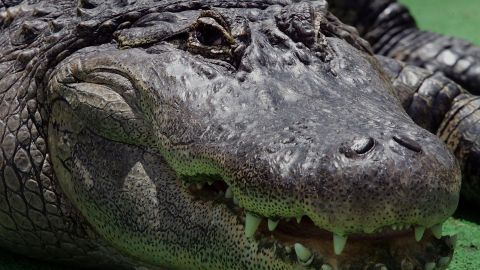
xmin=1 ymin=0 xmax=480 ymax=269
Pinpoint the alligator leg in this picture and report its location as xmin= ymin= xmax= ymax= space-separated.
xmin=377 ymin=55 xmax=480 ymax=205
xmin=330 ymin=0 xmax=480 ymax=95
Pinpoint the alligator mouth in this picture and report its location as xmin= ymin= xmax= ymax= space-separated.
xmin=181 ymin=176 xmax=456 ymax=270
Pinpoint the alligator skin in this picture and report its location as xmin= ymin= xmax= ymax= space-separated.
xmin=0 ymin=0 xmax=478 ymax=269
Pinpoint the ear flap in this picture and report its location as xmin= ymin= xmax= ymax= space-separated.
xmin=47 ymin=50 xmax=155 ymax=145
xmin=46 ymin=49 xmax=184 ymax=266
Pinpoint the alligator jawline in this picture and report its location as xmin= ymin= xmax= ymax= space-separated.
xmin=182 ymin=177 xmax=456 ymax=269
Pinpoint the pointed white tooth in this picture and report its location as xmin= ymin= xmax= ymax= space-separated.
xmin=392 ymin=225 xmax=397 ymax=231
xmin=321 ymin=264 xmax=333 ymax=270
xmin=285 ymin=246 xmax=292 ymax=253
xmin=431 ymin=223 xmax=443 ymax=239
xmin=415 ymin=226 xmax=425 ymax=242
xmin=449 ymin=234 xmax=458 ymax=247
xmin=296 ymin=216 xmax=302 ymax=223
xmin=333 ymin=234 xmax=348 ymax=255
xmin=294 ymin=243 xmax=313 ymax=265
xmin=405 ymin=224 xmax=411 ymax=230
xmin=196 ymin=183 xmax=204 ymax=189
xmin=208 ymin=181 xmax=213 ymax=185
xmin=245 ymin=212 xmax=262 ymax=238
xmin=225 ymin=187 xmax=233 ymax=199
xmin=233 ymin=197 xmax=240 ymax=206
xmin=268 ymin=219 xmax=279 ymax=231
xmin=375 ymin=264 xmax=387 ymax=270
xmin=424 ymin=262 xmax=436 ymax=270
xmin=438 ymin=256 xmax=450 ymax=266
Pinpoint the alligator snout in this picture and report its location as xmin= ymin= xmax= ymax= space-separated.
xmin=190 ymin=111 xmax=460 ymax=237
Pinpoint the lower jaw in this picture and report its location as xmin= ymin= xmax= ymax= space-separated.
xmin=183 ymin=180 xmax=455 ymax=270
xmin=256 ymin=229 xmax=455 ymax=270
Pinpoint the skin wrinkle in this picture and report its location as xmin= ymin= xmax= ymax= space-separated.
xmin=439 ymin=96 xmax=480 ymax=140
xmin=443 ymin=98 xmax=480 ymax=145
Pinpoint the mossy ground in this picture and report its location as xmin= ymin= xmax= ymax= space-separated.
xmin=400 ymin=0 xmax=480 ymax=45
xmin=442 ymin=202 xmax=480 ymax=269
xmin=1 ymin=1 xmax=480 ymax=269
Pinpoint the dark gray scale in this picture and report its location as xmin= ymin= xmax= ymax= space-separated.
xmin=330 ymin=0 xmax=480 ymax=95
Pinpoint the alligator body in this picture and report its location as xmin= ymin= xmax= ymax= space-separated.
xmin=0 ymin=0 xmax=479 ymax=269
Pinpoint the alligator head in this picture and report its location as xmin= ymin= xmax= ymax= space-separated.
xmin=46 ymin=1 xmax=460 ymax=269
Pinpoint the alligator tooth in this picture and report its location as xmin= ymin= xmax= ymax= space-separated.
xmin=233 ymin=197 xmax=240 ymax=206
xmin=424 ymin=262 xmax=436 ymax=270
xmin=207 ymin=181 xmax=213 ymax=185
xmin=414 ymin=226 xmax=425 ymax=242
xmin=333 ymin=234 xmax=348 ymax=255
xmin=225 ymin=187 xmax=233 ymax=199
xmin=431 ymin=223 xmax=443 ymax=239
xmin=285 ymin=246 xmax=292 ymax=253
xmin=196 ymin=183 xmax=204 ymax=190
xmin=294 ymin=243 xmax=313 ymax=265
xmin=438 ymin=256 xmax=450 ymax=267
xmin=375 ymin=264 xmax=387 ymax=270
xmin=446 ymin=234 xmax=457 ymax=247
xmin=321 ymin=264 xmax=333 ymax=270
xmin=296 ymin=216 xmax=302 ymax=223
xmin=392 ymin=225 xmax=397 ymax=231
xmin=245 ymin=212 xmax=262 ymax=238
xmin=268 ymin=219 xmax=279 ymax=231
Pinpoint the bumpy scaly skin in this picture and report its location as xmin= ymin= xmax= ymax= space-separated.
xmin=330 ymin=0 xmax=480 ymax=95
xmin=377 ymin=56 xmax=480 ymax=205
xmin=0 ymin=0 xmax=477 ymax=269
xmin=331 ymin=0 xmax=480 ymax=207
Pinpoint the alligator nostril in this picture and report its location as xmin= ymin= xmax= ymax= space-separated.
xmin=351 ymin=137 xmax=375 ymax=154
xmin=392 ymin=135 xmax=422 ymax=153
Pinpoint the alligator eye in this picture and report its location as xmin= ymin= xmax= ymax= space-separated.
xmin=187 ymin=16 xmax=235 ymax=62
xmin=195 ymin=18 xmax=227 ymax=46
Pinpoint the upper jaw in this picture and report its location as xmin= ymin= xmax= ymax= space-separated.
xmin=179 ymin=118 xmax=461 ymax=233
xmin=184 ymin=177 xmax=457 ymax=270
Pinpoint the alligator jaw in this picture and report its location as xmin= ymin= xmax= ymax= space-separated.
xmin=184 ymin=179 xmax=456 ymax=269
